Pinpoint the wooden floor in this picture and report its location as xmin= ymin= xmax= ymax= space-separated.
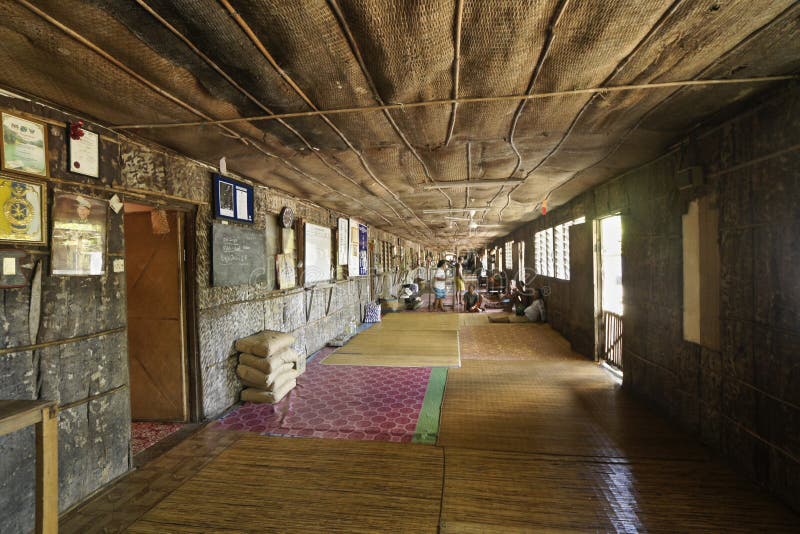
xmin=61 ymin=321 xmax=800 ymax=533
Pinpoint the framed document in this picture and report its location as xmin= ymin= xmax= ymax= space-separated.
xmin=0 ymin=175 xmax=46 ymax=245
xmin=212 ymin=173 xmax=254 ymax=224
xmin=1 ymin=112 xmax=48 ymax=177
xmin=68 ymin=125 xmax=100 ymax=178
xmin=51 ymin=192 xmax=107 ymax=276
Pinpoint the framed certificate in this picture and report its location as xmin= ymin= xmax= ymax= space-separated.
xmin=0 ymin=175 xmax=46 ymax=245
xmin=68 ymin=125 xmax=100 ymax=178
xmin=212 ymin=173 xmax=254 ymax=224
xmin=1 ymin=112 xmax=48 ymax=177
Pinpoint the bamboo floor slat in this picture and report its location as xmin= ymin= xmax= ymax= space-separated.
xmin=128 ymin=435 xmax=443 ymax=533
xmin=377 ymin=312 xmax=460 ymax=331
xmin=440 ymin=447 xmax=800 ymax=533
xmin=59 ymin=427 xmax=244 ymax=534
xmin=63 ymin=322 xmax=800 ymax=532
xmin=437 ymin=360 xmax=710 ymax=460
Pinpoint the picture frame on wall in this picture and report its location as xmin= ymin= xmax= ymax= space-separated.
xmin=0 ymin=174 xmax=46 ymax=245
xmin=50 ymin=192 xmax=108 ymax=276
xmin=1 ymin=112 xmax=48 ymax=177
xmin=68 ymin=125 xmax=100 ymax=178
xmin=212 ymin=173 xmax=254 ymax=224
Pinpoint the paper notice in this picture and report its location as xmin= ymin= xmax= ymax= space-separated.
xmin=236 ymin=188 xmax=249 ymax=221
xmin=3 ymin=257 xmax=16 ymax=275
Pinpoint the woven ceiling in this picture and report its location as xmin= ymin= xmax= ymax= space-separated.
xmin=0 ymin=0 xmax=798 ymax=246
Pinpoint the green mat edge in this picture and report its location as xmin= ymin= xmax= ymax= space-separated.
xmin=412 ymin=367 xmax=448 ymax=444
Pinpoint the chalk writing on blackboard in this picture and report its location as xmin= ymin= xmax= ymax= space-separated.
xmin=212 ymin=223 xmax=267 ymax=287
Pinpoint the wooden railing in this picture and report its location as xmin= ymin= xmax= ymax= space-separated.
xmin=602 ymin=310 xmax=623 ymax=371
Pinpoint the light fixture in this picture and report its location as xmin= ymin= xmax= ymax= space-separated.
xmin=421 ymin=179 xmax=525 ymax=190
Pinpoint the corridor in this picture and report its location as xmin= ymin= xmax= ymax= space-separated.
xmin=61 ymin=319 xmax=799 ymax=532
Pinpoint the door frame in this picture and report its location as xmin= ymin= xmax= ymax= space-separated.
xmin=123 ymin=200 xmax=201 ymax=423
xmin=593 ymin=213 xmax=623 ymax=364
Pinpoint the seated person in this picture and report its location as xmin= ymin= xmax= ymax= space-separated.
xmin=513 ymin=281 xmax=533 ymax=315
xmin=463 ymin=284 xmax=483 ymax=313
xmin=484 ymin=279 xmax=515 ymax=309
xmin=524 ymin=288 xmax=547 ymax=322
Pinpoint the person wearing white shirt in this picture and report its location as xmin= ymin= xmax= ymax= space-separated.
xmin=433 ymin=259 xmax=447 ymax=312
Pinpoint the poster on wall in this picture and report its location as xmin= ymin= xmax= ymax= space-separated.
xmin=212 ymin=173 xmax=254 ymax=223
xmin=359 ymin=223 xmax=368 ymax=276
xmin=276 ymin=253 xmax=296 ymax=289
xmin=51 ymin=192 xmax=107 ymax=276
xmin=348 ymin=218 xmax=360 ymax=276
xmin=0 ymin=175 xmax=46 ymax=245
xmin=68 ymin=126 xmax=99 ymax=178
xmin=1 ymin=112 xmax=48 ymax=177
xmin=337 ymin=217 xmax=348 ymax=265
xmin=304 ymin=222 xmax=332 ymax=284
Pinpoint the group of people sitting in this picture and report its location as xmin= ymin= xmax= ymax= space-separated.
xmin=417 ymin=256 xmax=546 ymax=323
xmin=462 ymin=280 xmax=547 ymax=322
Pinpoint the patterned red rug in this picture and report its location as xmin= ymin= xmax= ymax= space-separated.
xmin=131 ymin=422 xmax=185 ymax=455
xmin=216 ymin=347 xmax=433 ymax=443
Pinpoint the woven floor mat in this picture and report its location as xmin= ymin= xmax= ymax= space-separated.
xmin=322 ymin=329 xmax=460 ymax=367
xmin=129 ymin=435 xmax=443 ymax=533
xmin=439 ymin=447 xmax=800 ymax=533
xmin=438 ymin=359 xmax=708 ymax=460
xmin=459 ymin=323 xmax=577 ymax=360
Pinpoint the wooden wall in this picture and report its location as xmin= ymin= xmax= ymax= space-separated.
xmin=491 ymin=82 xmax=800 ymax=512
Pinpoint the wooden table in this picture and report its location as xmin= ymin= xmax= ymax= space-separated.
xmin=0 ymin=400 xmax=58 ymax=534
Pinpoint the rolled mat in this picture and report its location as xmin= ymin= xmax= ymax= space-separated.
xmin=236 ymin=363 xmax=295 ymax=390
xmin=235 ymin=331 xmax=294 ymax=357
xmin=239 ymin=349 xmax=298 ymax=374
xmin=240 ymin=379 xmax=296 ymax=404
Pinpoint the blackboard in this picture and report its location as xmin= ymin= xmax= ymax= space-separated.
xmin=212 ymin=223 xmax=267 ymax=287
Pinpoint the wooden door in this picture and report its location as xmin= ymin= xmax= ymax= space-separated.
xmin=125 ymin=210 xmax=187 ymax=421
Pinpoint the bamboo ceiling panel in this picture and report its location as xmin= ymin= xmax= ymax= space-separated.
xmin=0 ymin=1 xmax=796 ymax=245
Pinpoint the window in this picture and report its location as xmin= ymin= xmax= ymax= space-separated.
xmin=504 ymin=241 xmax=513 ymax=270
xmin=534 ymin=230 xmax=546 ymax=275
xmin=534 ymin=217 xmax=585 ymax=280
xmin=518 ymin=241 xmax=525 ymax=282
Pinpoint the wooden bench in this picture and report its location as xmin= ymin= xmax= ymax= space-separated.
xmin=0 ymin=400 xmax=58 ymax=534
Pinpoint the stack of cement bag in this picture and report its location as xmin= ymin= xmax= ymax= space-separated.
xmin=234 ymin=331 xmax=307 ymax=404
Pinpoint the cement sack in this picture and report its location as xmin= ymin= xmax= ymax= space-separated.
xmin=294 ymin=353 xmax=307 ymax=376
xmin=239 ymin=349 xmax=298 ymax=374
xmin=235 ymin=331 xmax=294 ymax=357
xmin=241 ymin=379 xmax=296 ymax=404
xmin=236 ymin=362 xmax=295 ymax=390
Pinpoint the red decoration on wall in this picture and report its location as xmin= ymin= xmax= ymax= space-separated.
xmin=69 ymin=120 xmax=85 ymax=141
xmin=541 ymin=199 xmax=548 ymax=215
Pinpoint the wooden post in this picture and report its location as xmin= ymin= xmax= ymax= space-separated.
xmin=36 ymin=405 xmax=58 ymax=534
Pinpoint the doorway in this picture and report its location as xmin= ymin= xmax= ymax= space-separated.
xmin=124 ymin=203 xmax=193 ymax=456
xmin=596 ymin=215 xmax=623 ymax=371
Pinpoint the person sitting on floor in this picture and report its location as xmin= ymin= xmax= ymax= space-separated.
xmin=463 ymin=284 xmax=484 ymax=313
xmin=524 ymin=288 xmax=547 ymax=322
xmin=514 ymin=280 xmax=533 ymax=315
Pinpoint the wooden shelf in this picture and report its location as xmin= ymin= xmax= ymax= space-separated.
xmin=0 ymin=399 xmax=59 ymax=534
